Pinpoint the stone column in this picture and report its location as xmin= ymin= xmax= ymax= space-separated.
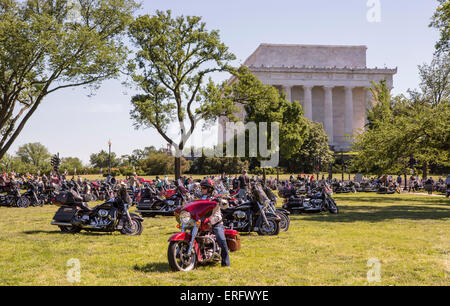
xmin=303 ymin=86 xmax=313 ymax=120
xmin=324 ymin=86 xmax=334 ymax=145
xmin=283 ymin=85 xmax=292 ymax=102
xmin=344 ymin=86 xmax=354 ymax=138
xmin=365 ymin=88 xmax=373 ymax=126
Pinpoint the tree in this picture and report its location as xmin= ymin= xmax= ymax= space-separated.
xmin=90 ymin=150 xmax=121 ymax=169
xmin=0 ymin=0 xmax=139 ymax=159
xmin=351 ymin=79 xmax=450 ymax=176
xmin=128 ymin=10 xmax=237 ymax=179
xmin=60 ymin=157 xmax=83 ymax=171
xmin=283 ymin=121 xmax=334 ymax=173
xmin=16 ymin=142 xmax=51 ymax=169
xmin=430 ymin=0 xmax=450 ymax=54
xmin=415 ymin=53 xmax=449 ymax=107
xmin=140 ymin=153 xmax=190 ymax=175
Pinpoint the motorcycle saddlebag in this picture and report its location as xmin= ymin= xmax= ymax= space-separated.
xmin=54 ymin=190 xmax=83 ymax=206
xmin=53 ymin=206 xmax=76 ymax=222
xmin=225 ymin=229 xmax=241 ymax=252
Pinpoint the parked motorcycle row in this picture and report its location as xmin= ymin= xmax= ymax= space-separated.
xmin=278 ymin=180 xmax=339 ymax=214
xmin=0 ymin=173 xmax=340 ymax=271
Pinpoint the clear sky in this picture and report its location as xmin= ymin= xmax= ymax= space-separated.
xmin=9 ymin=0 xmax=440 ymax=164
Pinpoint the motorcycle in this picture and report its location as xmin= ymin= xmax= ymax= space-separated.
xmin=168 ymin=199 xmax=241 ymax=271
xmin=0 ymin=182 xmax=30 ymax=208
xmin=23 ymin=181 xmax=44 ymax=207
xmin=222 ymin=183 xmax=281 ymax=236
xmin=283 ymin=184 xmax=339 ymax=214
xmin=262 ymin=185 xmax=290 ymax=232
xmin=136 ymin=184 xmax=189 ymax=217
xmin=51 ymin=188 xmax=143 ymax=235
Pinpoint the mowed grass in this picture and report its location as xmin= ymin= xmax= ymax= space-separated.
xmin=0 ymin=193 xmax=448 ymax=286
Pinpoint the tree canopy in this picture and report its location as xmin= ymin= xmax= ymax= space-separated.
xmin=128 ymin=10 xmax=238 ymax=179
xmin=0 ymin=0 xmax=139 ymax=159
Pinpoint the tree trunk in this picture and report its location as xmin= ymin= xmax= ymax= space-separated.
xmin=175 ymin=156 xmax=182 ymax=180
xmin=422 ymin=162 xmax=428 ymax=180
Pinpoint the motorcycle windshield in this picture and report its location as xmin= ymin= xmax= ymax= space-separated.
xmin=182 ymin=200 xmax=217 ymax=220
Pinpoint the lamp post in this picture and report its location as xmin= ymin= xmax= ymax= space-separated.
xmin=108 ymin=139 xmax=112 ymax=176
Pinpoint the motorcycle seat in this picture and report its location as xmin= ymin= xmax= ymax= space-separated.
xmin=79 ymin=202 xmax=94 ymax=212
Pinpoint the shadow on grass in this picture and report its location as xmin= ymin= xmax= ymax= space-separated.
xmin=23 ymin=230 xmax=63 ymax=235
xmin=336 ymin=196 xmax=450 ymax=205
xmin=23 ymin=230 xmax=114 ymax=236
xmin=290 ymin=204 xmax=450 ymax=223
xmin=134 ymin=262 xmax=171 ymax=273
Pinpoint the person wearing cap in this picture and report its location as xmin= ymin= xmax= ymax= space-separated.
xmin=200 ymin=179 xmax=230 ymax=267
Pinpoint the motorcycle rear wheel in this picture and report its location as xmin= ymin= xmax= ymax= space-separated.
xmin=276 ymin=211 xmax=290 ymax=232
xmin=168 ymin=241 xmax=197 ymax=272
xmin=58 ymin=225 xmax=81 ymax=234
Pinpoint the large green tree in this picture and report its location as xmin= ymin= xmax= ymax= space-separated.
xmin=352 ymin=77 xmax=450 ymax=176
xmin=128 ymin=10 xmax=238 ymax=179
xmin=16 ymin=142 xmax=51 ymax=169
xmin=90 ymin=150 xmax=121 ymax=169
xmin=0 ymin=0 xmax=138 ymax=159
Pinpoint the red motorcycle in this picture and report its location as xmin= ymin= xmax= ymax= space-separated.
xmin=168 ymin=199 xmax=241 ymax=271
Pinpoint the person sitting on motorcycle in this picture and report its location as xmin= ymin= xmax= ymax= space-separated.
xmin=200 ymin=179 xmax=230 ymax=267
xmin=118 ymin=181 xmax=132 ymax=205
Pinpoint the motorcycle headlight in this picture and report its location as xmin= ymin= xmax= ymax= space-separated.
xmin=179 ymin=210 xmax=191 ymax=224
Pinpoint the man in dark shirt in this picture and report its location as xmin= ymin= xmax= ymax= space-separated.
xmin=238 ymin=170 xmax=249 ymax=201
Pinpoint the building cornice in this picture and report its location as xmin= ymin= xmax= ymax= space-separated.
xmin=248 ymin=65 xmax=397 ymax=74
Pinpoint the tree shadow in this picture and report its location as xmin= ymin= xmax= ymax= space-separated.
xmin=133 ymin=262 xmax=171 ymax=273
xmin=291 ymin=204 xmax=450 ymax=223
xmin=23 ymin=230 xmax=63 ymax=235
xmin=23 ymin=230 xmax=114 ymax=236
xmin=337 ymin=196 xmax=450 ymax=205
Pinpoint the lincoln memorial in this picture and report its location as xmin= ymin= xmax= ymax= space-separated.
xmin=221 ymin=44 xmax=397 ymax=151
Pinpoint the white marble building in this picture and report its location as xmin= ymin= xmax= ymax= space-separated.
xmin=222 ymin=44 xmax=397 ymax=151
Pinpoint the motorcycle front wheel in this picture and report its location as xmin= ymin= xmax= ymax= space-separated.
xmin=16 ymin=196 xmax=30 ymax=208
xmin=168 ymin=241 xmax=197 ymax=272
xmin=120 ymin=218 xmax=143 ymax=236
xmin=257 ymin=218 xmax=280 ymax=236
xmin=327 ymin=198 xmax=339 ymax=214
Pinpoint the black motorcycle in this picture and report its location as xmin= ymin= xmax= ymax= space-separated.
xmin=23 ymin=181 xmax=44 ymax=207
xmin=136 ymin=185 xmax=188 ymax=217
xmin=283 ymin=184 xmax=339 ymax=214
xmin=0 ymin=182 xmax=30 ymax=208
xmin=51 ymin=188 xmax=143 ymax=235
xmin=222 ymin=184 xmax=281 ymax=236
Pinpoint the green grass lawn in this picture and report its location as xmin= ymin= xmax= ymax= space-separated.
xmin=0 ymin=193 xmax=448 ymax=286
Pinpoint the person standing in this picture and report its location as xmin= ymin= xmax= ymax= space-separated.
xmin=238 ymin=170 xmax=249 ymax=201
xmin=200 ymin=179 xmax=230 ymax=267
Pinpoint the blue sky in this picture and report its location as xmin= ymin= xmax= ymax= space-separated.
xmin=9 ymin=0 xmax=440 ymax=164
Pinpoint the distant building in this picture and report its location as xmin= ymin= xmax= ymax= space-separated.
xmin=220 ymin=43 xmax=397 ymax=151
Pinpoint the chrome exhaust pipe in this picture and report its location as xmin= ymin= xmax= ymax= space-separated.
xmin=51 ymin=221 xmax=72 ymax=226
